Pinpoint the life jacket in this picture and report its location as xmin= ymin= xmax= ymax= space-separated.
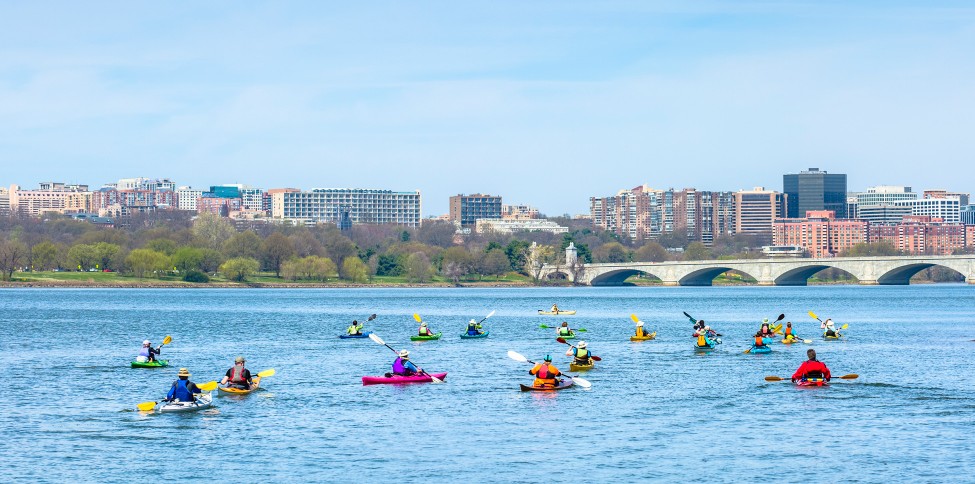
xmin=229 ymin=365 xmax=248 ymax=384
xmin=171 ymin=379 xmax=194 ymax=402
xmin=754 ymin=335 xmax=765 ymax=347
xmin=697 ymin=334 xmax=707 ymax=346
xmin=418 ymin=327 xmax=431 ymax=336
xmin=392 ymin=358 xmax=416 ymax=375
xmin=574 ymin=348 xmax=590 ymax=360
xmin=558 ymin=327 xmax=572 ymax=336
xmin=636 ymin=327 xmax=644 ymax=337
xmin=347 ymin=325 xmax=361 ymax=334
xmin=785 ymin=327 xmax=793 ymax=336
xmin=138 ymin=347 xmax=150 ymax=357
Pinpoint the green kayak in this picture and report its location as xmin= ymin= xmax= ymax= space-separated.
xmin=410 ymin=332 xmax=442 ymax=341
xmin=131 ymin=359 xmax=169 ymax=368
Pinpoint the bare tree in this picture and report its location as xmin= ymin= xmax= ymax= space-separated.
xmin=0 ymin=239 xmax=27 ymax=280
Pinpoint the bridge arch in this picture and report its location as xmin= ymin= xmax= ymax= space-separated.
xmin=590 ymin=269 xmax=664 ymax=286
xmin=678 ymin=267 xmax=757 ymax=286
xmin=877 ymin=263 xmax=965 ymax=285
xmin=774 ymin=264 xmax=860 ymax=286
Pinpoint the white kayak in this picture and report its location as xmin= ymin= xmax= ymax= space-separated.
xmin=158 ymin=393 xmax=213 ymax=413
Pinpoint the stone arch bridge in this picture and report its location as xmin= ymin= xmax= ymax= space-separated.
xmin=539 ymin=252 xmax=975 ymax=286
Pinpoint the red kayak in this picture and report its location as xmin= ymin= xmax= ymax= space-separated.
xmin=520 ymin=379 xmax=574 ymax=392
xmin=796 ymin=378 xmax=828 ymax=387
xmin=361 ymin=372 xmax=447 ymax=385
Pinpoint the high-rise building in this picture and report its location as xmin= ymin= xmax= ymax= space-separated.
xmin=870 ymin=216 xmax=971 ymax=255
xmin=856 ymin=204 xmax=912 ymax=225
xmin=962 ymin=205 xmax=975 ymax=226
xmin=501 ymin=204 xmax=539 ymax=220
xmin=734 ymin=187 xmax=787 ymax=244
xmin=91 ymin=188 xmax=178 ymax=217
xmin=783 ymin=168 xmax=847 ymax=219
xmin=8 ymin=183 xmax=91 ymax=217
xmin=112 ymin=178 xmax=176 ymax=192
xmin=846 ymin=196 xmax=858 ymax=220
xmin=449 ymin=194 xmax=502 ymax=228
xmin=855 ymin=186 xmax=918 ymax=206
xmin=209 ymin=184 xmax=265 ymax=212
xmin=176 ymin=186 xmax=203 ymax=211
xmin=271 ymin=188 xmax=421 ymax=227
xmin=590 ymin=186 xmax=733 ymax=244
xmin=590 ymin=185 xmax=660 ymax=241
xmin=894 ymin=198 xmax=962 ymax=224
xmin=0 ymin=187 xmax=9 ymax=217
xmin=773 ymin=210 xmax=868 ymax=258
xmin=923 ymin=189 xmax=970 ymax=206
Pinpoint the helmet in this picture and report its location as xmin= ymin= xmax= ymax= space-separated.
xmin=543 ymin=355 xmax=553 ymax=362
xmin=177 ymin=368 xmax=191 ymax=377
xmin=235 ymin=356 xmax=245 ymax=364
xmin=469 ymin=319 xmax=477 ymax=324
xmin=142 ymin=340 xmax=150 ymax=346
xmin=636 ymin=320 xmax=644 ymax=326
xmin=399 ymin=350 xmax=409 ymax=358
xmin=420 ymin=322 xmax=427 ymax=327
xmin=578 ymin=341 xmax=587 ymax=349
xmin=762 ymin=318 xmax=769 ymax=324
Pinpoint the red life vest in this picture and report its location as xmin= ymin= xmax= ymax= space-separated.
xmin=230 ymin=365 xmax=248 ymax=384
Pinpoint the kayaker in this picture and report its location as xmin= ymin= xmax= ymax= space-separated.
xmin=529 ymin=355 xmax=562 ymax=387
xmin=346 ymin=320 xmax=364 ymax=336
xmin=758 ymin=320 xmax=775 ymax=338
xmin=693 ymin=319 xmax=705 ymax=332
xmin=550 ymin=304 xmax=560 ymax=313
xmin=220 ymin=356 xmax=253 ymax=390
xmin=137 ymin=340 xmax=161 ymax=363
xmin=389 ymin=350 xmax=420 ymax=377
xmin=822 ymin=318 xmax=840 ymax=338
xmin=566 ymin=341 xmax=592 ymax=365
xmin=557 ymin=321 xmax=574 ymax=337
xmin=753 ymin=331 xmax=770 ymax=349
xmin=165 ymin=368 xmax=202 ymax=402
xmin=635 ymin=320 xmax=651 ymax=338
xmin=792 ymin=349 xmax=831 ymax=382
xmin=466 ymin=319 xmax=483 ymax=336
xmin=695 ymin=326 xmax=719 ymax=347
xmin=417 ymin=322 xmax=435 ymax=337
xmin=783 ymin=322 xmax=799 ymax=342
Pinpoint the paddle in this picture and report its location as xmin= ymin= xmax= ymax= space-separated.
xmin=506 ymin=350 xmax=591 ymax=388
xmin=161 ymin=335 xmax=172 ymax=346
xmin=683 ymin=311 xmax=698 ymax=325
xmin=413 ymin=313 xmax=423 ymax=323
xmin=137 ymin=380 xmax=218 ymax=411
xmin=539 ymin=324 xmax=587 ymax=332
xmin=764 ymin=374 xmax=859 ymax=382
xmin=556 ymin=337 xmax=602 ymax=361
xmin=367 ymin=333 xmax=442 ymax=384
xmin=478 ymin=310 xmax=495 ymax=324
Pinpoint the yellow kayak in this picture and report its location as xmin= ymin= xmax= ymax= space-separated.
xmin=630 ymin=332 xmax=657 ymax=341
xmin=569 ymin=360 xmax=594 ymax=371
xmin=218 ymin=376 xmax=261 ymax=395
xmin=538 ymin=310 xmax=576 ymax=315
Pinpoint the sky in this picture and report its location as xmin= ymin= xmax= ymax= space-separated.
xmin=1 ymin=1 xmax=973 ymax=216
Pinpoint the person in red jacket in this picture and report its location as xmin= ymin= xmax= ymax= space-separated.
xmin=792 ymin=349 xmax=831 ymax=382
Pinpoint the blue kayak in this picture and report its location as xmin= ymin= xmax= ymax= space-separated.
xmin=694 ymin=344 xmax=717 ymax=351
xmin=460 ymin=331 xmax=489 ymax=339
xmin=749 ymin=345 xmax=772 ymax=354
xmin=339 ymin=332 xmax=372 ymax=339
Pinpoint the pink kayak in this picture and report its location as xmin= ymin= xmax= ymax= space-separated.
xmin=361 ymin=372 xmax=448 ymax=385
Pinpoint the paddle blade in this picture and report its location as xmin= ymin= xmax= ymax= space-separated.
xmin=839 ymin=374 xmax=859 ymax=380
xmin=776 ymin=314 xmax=785 ymax=322
xmin=630 ymin=314 xmax=639 ymax=322
xmin=507 ymin=350 xmax=528 ymax=363
xmin=197 ymin=381 xmax=218 ymax=392
xmin=556 ymin=337 xmax=567 ymax=344
xmin=808 ymin=311 xmax=819 ymax=320
xmin=764 ymin=376 xmax=785 ymax=382
xmin=570 ymin=376 xmax=592 ymax=388
xmin=484 ymin=310 xmax=496 ymax=319
xmin=539 ymin=324 xmax=550 ymax=329
xmin=429 ymin=374 xmax=443 ymax=384
xmin=578 ymin=328 xmax=587 ymax=332
xmin=368 ymin=314 xmax=377 ymax=321
xmin=413 ymin=313 xmax=422 ymax=323
xmin=841 ymin=324 xmax=849 ymax=330
xmin=803 ymin=339 xmax=813 ymax=344
xmin=257 ymin=368 xmax=276 ymax=378
xmin=743 ymin=348 xmax=751 ymax=354
xmin=591 ymin=355 xmax=602 ymax=362
xmin=162 ymin=335 xmax=172 ymax=346
xmin=137 ymin=401 xmax=157 ymax=411
xmin=368 ymin=333 xmax=386 ymax=346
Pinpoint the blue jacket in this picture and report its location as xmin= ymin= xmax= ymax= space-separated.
xmin=167 ymin=379 xmax=201 ymax=401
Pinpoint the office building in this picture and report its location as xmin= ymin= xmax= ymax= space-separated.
xmin=271 ymin=188 xmax=421 ymax=227
xmin=449 ymin=194 xmax=502 ymax=228
xmin=855 ymin=186 xmax=918 ymax=206
xmin=176 ymin=187 xmax=203 ymax=211
xmin=962 ymin=205 xmax=975 ymax=226
xmin=783 ymin=168 xmax=847 ymax=219
xmin=856 ymin=204 xmax=912 ymax=225
xmin=475 ymin=219 xmax=569 ymax=235
xmin=846 ymin=196 xmax=858 ymax=220
xmin=209 ymin=184 xmax=265 ymax=212
xmin=112 ymin=178 xmax=176 ymax=192
xmin=734 ymin=187 xmax=787 ymax=244
xmin=773 ymin=210 xmax=868 ymax=258
xmin=894 ymin=198 xmax=962 ymax=224
xmin=924 ymin=189 xmax=970 ymax=206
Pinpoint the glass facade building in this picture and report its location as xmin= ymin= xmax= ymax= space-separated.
xmin=783 ymin=168 xmax=847 ymax=219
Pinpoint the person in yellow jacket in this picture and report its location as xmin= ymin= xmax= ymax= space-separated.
xmin=566 ymin=341 xmax=593 ymax=365
xmin=634 ymin=320 xmax=653 ymax=338
xmin=346 ymin=320 xmax=364 ymax=336
xmin=529 ymin=355 xmax=562 ymax=387
xmin=417 ymin=322 xmax=435 ymax=336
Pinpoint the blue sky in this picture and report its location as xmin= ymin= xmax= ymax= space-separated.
xmin=1 ymin=1 xmax=973 ymax=216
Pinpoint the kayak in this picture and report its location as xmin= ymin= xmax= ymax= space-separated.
xmin=823 ymin=333 xmax=843 ymax=340
xmin=158 ymin=393 xmax=213 ymax=413
xmin=630 ymin=332 xmax=657 ymax=341
xmin=749 ymin=346 xmax=772 ymax=354
xmin=538 ymin=310 xmax=576 ymax=315
xmin=520 ymin=379 xmax=574 ymax=392
xmin=218 ymin=376 xmax=261 ymax=395
xmin=131 ymin=359 xmax=169 ymax=368
xmin=459 ymin=331 xmax=489 ymax=339
xmin=569 ymin=360 xmax=594 ymax=371
xmin=557 ymin=333 xmax=576 ymax=340
xmin=694 ymin=344 xmax=717 ymax=351
xmin=339 ymin=332 xmax=372 ymax=339
xmin=361 ymin=372 xmax=448 ymax=385
xmin=410 ymin=332 xmax=442 ymax=341
xmin=781 ymin=337 xmax=800 ymax=344
xmin=796 ymin=378 xmax=828 ymax=387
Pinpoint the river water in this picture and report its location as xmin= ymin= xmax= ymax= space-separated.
xmin=1 ymin=286 xmax=973 ymax=482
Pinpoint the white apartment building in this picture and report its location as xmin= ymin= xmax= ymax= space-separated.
xmin=176 ymin=187 xmax=203 ymax=211
xmin=475 ymin=219 xmax=569 ymax=234
xmin=114 ymin=177 xmax=176 ymax=192
xmin=855 ymin=186 xmax=918 ymax=206
xmin=0 ymin=187 xmax=9 ymax=216
xmin=271 ymin=188 xmax=421 ymax=228
xmin=894 ymin=197 xmax=962 ymax=224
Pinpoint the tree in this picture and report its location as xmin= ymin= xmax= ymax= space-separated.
xmin=223 ymin=231 xmax=263 ymax=260
xmin=440 ymin=246 xmax=473 ymax=282
xmin=126 ymin=249 xmax=171 ymax=278
xmin=841 ymin=242 xmax=901 ymax=257
xmin=684 ymin=242 xmax=711 ymax=261
xmin=220 ymin=257 xmax=260 ymax=282
xmin=375 ymin=254 xmax=404 ymax=276
xmin=262 ymin=232 xmax=295 ymax=277
xmin=290 ymin=231 xmax=325 ymax=258
xmin=32 ymin=240 xmax=59 ymax=271
xmin=524 ymin=243 xmax=555 ymax=282
xmin=145 ymin=238 xmax=177 ymax=256
xmin=172 ymin=247 xmax=205 ymax=273
xmin=199 ymin=248 xmax=225 ymax=273
xmin=657 ymin=232 xmax=689 ymax=249
xmin=67 ymin=244 xmax=98 ymax=271
xmin=416 ymin=220 xmax=456 ymax=248
xmin=341 ymin=257 xmax=369 ymax=283
xmin=0 ymin=239 xmax=26 ymax=280
xmin=593 ymin=241 xmax=629 ymax=263
xmin=93 ymin=242 xmax=122 ymax=270
xmin=480 ymin=249 xmax=511 ymax=280
xmin=505 ymin=240 xmax=531 ymax=274
xmin=193 ymin=213 xmax=236 ymax=250
xmin=282 ymin=256 xmax=338 ymax=281
xmin=405 ymin=252 xmax=433 ymax=283
xmin=634 ymin=242 xmax=669 ymax=262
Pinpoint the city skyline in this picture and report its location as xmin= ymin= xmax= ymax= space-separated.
xmin=2 ymin=2 xmax=974 ymax=216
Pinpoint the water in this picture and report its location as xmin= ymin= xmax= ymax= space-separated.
xmin=1 ymin=285 xmax=973 ymax=482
